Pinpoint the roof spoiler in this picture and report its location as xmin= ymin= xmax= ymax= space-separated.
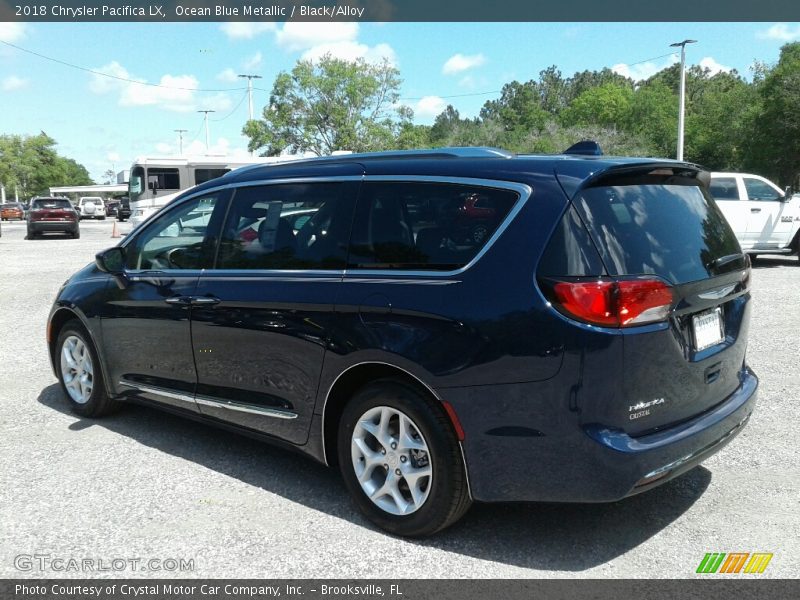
xmin=564 ymin=141 xmax=603 ymax=156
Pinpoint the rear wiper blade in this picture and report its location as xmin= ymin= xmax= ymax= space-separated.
xmin=707 ymin=253 xmax=744 ymax=270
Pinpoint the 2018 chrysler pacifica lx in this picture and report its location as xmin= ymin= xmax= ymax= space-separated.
xmin=47 ymin=147 xmax=758 ymax=536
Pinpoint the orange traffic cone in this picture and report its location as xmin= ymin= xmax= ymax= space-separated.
xmin=111 ymin=221 xmax=120 ymax=238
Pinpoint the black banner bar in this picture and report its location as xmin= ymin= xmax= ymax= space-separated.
xmin=1 ymin=0 xmax=800 ymax=22
xmin=2 ymin=580 xmax=799 ymax=600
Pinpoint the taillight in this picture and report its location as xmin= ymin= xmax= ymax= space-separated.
xmin=547 ymin=277 xmax=674 ymax=327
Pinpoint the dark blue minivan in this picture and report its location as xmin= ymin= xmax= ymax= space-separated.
xmin=48 ymin=148 xmax=757 ymax=536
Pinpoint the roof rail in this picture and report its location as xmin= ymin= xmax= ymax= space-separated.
xmin=564 ymin=141 xmax=604 ymax=156
xmin=255 ymin=147 xmax=515 ymax=166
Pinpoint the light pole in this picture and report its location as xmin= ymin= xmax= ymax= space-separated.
xmin=670 ymin=39 xmax=697 ymax=161
xmin=174 ymin=129 xmax=188 ymax=156
xmin=197 ymin=110 xmax=216 ymax=152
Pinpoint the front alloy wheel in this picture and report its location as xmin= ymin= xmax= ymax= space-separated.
xmin=60 ymin=335 xmax=94 ymax=404
xmin=55 ymin=320 xmax=119 ymax=417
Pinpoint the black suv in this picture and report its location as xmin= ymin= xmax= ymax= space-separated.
xmin=115 ymin=196 xmax=132 ymax=222
xmin=48 ymin=147 xmax=757 ymax=536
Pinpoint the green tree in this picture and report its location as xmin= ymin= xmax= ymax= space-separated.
xmin=560 ymin=83 xmax=634 ymax=129
xmin=684 ymin=71 xmax=757 ymax=170
xmin=0 ymin=132 xmax=92 ymax=198
xmin=625 ymin=82 xmax=678 ymax=158
xmin=243 ymin=55 xmax=410 ymax=156
xmin=745 ymin=42 xmax=800 ymax=186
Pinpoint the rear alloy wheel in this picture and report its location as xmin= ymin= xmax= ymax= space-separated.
xmin=338 ymin=379 xmax=471 ymax=537
xmin=56 ymin=321 xmax=118 ymax=417
xmin=350 ymin=406 xmax=433 ymax=516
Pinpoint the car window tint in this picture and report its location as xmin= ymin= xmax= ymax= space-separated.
xmin=348 ymin=181 xmax=519 ymax=271
xmin=743 ymin=178 xmax=781 ymax=202
xmin=573 ymin=183 xmax=742 ymax=284
xmin=125 ymin=194 xmax=222 ymax=270
xmin=194 ymin=168 xmax=230 ymax=186
xmin=216 ymin=182 xmax=358 ymax=270
xmin=708 ymin=177 xmax=740 ymax=200
xmin=32 ymin=199 xmax=72 ymax=209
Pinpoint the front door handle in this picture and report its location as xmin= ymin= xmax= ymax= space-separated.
xmin=751 ymin=208 xmax=761 ymax=213
xmin=190 ymin=296 xmax=221 ymax=306
xmin=164 ymin=296 xmax=191 ymax=305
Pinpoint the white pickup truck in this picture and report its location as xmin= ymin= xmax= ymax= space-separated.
xmin=710 ymin=172 xmax=800 ymax=261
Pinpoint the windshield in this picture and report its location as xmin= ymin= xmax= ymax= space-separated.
xmin=129 ymin=166 xmax=145 ymax=203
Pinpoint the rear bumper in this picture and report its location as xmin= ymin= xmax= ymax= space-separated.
xmin=29 ymin=221 xmax=78 ymax=232
xmin=444 ymin=366 xmax=758 ymax=503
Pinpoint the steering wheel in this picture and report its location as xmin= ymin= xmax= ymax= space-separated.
xmin=151 ymin=247 xmax=185 ymax=269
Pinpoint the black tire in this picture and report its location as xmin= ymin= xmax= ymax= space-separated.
xmin=27 ymin=229 xmax=37 ymax=239
xmin=470 ymin=222 xmax=490 ymax=244
xmin=54 ymin=320 xmax=119 ymax=417
xmin=337 ymin=378 xmax=471 ymax=537
xmin=72 ymin=229 xmax=80 ymax=239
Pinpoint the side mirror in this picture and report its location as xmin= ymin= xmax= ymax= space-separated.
xmin=95 ymin=247 xmax=125 ymax=274
xmin=783 ymin=186 xmax=793 ymax=202
xmin=148 ymin=175 xmax=159 ymax=196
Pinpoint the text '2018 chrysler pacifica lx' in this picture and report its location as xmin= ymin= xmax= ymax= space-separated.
xmin=48 ymin=147 xmax=757 ymax=536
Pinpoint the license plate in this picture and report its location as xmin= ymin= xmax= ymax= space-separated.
xmin=692 ymin=308 xmax=724 ymax=351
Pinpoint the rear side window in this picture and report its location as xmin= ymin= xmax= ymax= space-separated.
xmin=147 ymin=168 xmax=180 ymax=190
xmin=194 ymin=168 xmax=230 ymax=186
xmin=573 ymin=183 xmax=742 ymax=284
xmin=216 ymin=182 xmax=358 ymax=270
xmin=709 ymin=177 xmax=739 ymax=200
xmin=348 ymin=182 xmax=519 ymax=271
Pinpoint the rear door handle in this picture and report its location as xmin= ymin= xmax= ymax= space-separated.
xmin=190 ymin=296 xmax=221 ymax=306
xmin=751 ymin=208 xmax=761 ymax=213
xmin=164 ymin=296 xmax=191 ymax=305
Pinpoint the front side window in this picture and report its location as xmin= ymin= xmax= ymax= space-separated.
xmin=744 ymin=178 xmax=781 ymax=202
xmin=125 ymin=194 xmax=221 ymax=270
xmin=708 ymin=177 xmax=740 ymax=200
xmin=348 ymin=182 xmax=519 ymax=271
xmin=216 ymin=182 xmax=358 ymax=270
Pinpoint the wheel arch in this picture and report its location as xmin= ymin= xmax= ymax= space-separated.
xmin=48 ymin=306 xmax=113 ymax=397
xmin=321 ymin=362 xmax=468 ymax=483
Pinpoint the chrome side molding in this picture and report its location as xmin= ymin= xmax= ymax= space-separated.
xmin=118 ymin=379 xmax=297 ymax=420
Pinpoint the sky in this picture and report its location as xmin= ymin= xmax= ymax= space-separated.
xmin=2 ymin=21 xmax=800 ymax=182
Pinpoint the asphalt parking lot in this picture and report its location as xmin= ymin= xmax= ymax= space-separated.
xmin=0 ymin=218 xmax=798 ymax=578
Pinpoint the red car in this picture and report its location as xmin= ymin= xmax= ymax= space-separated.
xmin=0 ymin=202 xmax=25 ymax=221
xmin=27 ymin=197 xmax=80 ymax=239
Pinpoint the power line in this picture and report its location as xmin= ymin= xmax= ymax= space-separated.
xmin=210 ymin=90 xmax=250 ymax=122
xmin=0 ymin=39 xmax=247 ymax=93
xmin=2 ymin=37 xmax=681 ymax=106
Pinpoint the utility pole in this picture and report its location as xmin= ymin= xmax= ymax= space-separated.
xmin=670 ymin=39 xmax=697 ymax=161
xmin=197 ymin=110 xmax=216 ymax=152
xmin=174 ymin=129 xmax=188 ymax=156
xmin=237 ymin=74 xmax=263 ymax=120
